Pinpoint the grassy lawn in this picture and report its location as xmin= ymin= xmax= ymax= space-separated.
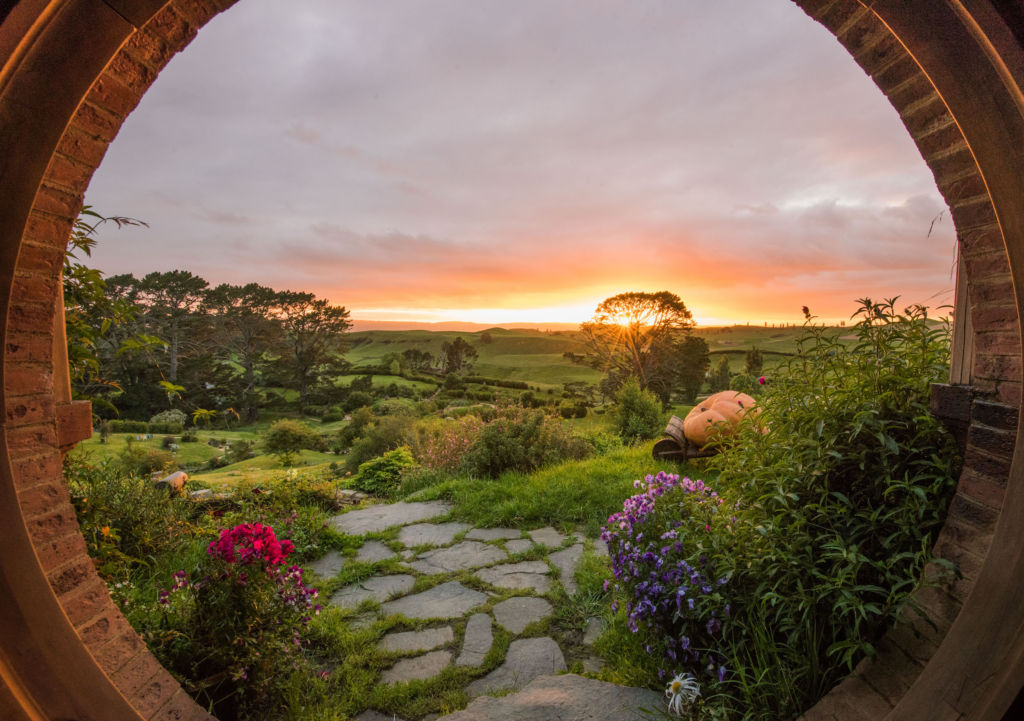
xmin=194 ymin=451 xmax=339 ymax=486
xmin=404 ymin=442 xmax=708 ymax=538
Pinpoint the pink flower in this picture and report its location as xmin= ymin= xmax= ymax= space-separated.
xmin=758 ymin=376 xmax=766 ymax=385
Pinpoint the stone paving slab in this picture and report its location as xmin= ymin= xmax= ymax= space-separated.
xmin=475 ymin=561 xmax=551 ymax=593
xmin=408 ymin=541 xmax=508 ymax=575
xmin=504 ymin=539 xmax=533 ymax=554
xmin=466 ymin=527 xmax=523 ymax=541
xmin=381 ymin=650 xmax=452 ymax=684
xmin=492 ymin=596 xmax=553 ymax=634
xmin=305 ymin=550 xmax=346 ymax=579
xmin=356 ymin=540 xmax=398 ymax=563
xmin=583 ymin=616 xmax=605 ymax=646
xmin=549 ymin=544 xmax=583 ymax=595
xmin=528 ymin=526 xmax=565 ymax=548
xmin=593 ymin=538 xmax=609 ymax=558
xmin=381 ymin=581 xmax=487 ymax=620
xmin=329 ymin=575 xmax=416 ymax=610
xmin=449 ymin=674 xmax=662 ymax=720
xmin=329 ymin=501 xmax=453 ymax=535
xmin=456 ymin=613 xmax=493 ymax=667
xmin=398 ymin=522 xmax=471 ymax=547
xmin=466 ymin=637 xmax=566 ymax=697
xmin=378 ymin=626 xmax=454 ymax=654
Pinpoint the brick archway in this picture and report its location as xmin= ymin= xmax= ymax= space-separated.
xmin=1 ymin=2 xmax=1022 ymax=719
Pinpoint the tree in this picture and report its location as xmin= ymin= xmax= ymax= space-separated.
xmin=204 ymin=283 xmax=281 ymax=423
xmin=135 ymin=270 xmax=210 ymax=383
xmin=614 ymin=378 xmax=664 ymax=443
xmin=401 ymin=348 xmax=434 ymax=371
xmin=675 ymin=335 xmax=710 ymax=403
xmin=745 ymin=346 xmax=764 ymax=376
xmin=440 ymin=337 xmax=478 ymax=375
xmin=272 ymin=291 xmax=352 ymax=412
xmin=709 ymin=355 xmax=732 ymax=392
xmin=579 ymin=290 xmax=696 ymax=403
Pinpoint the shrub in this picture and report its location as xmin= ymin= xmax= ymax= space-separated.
xmin=264 ymin=419 xmax=325 ymax=462
xmin=150 ymin=523 xmax=321 ymax=720
xmin=226 ymin=439 xmax=255 ymax=465
xmin=149 ymin=408 xmax=187 ymax=430
xmin=118 ymin=441 xmax=175 ymax=477
xmin=613 ymin=378 xmax=663 ymax=443
xmin=320 ymin=405 xmax=346 ymax=423
xmin=344 ymin=414 xmax=415 ymax=472
xmin=105 ymin=419 xmax=149 ymax=434
xmin=350 ymin=447 xmax=416 ymax=496
xmin=65 ymin=455 xmax=192 ymax=577
xmin=558 ymin=399 xmax=588 ymax=419
xmin=603 ymin=300 xmax=961 ymax=719
xmin=408 ymin=415 xmax=485 ymax=473
xmin=461 ymin=406 xmax=591 ymax=478
xmin=332 ymin=405 xmax=374 ymax=453
xmin=343 ymin=390 xmax=374 ymax=412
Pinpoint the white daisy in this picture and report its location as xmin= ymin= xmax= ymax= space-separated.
xmin=665 ymin=672 xmax=701 ymax=716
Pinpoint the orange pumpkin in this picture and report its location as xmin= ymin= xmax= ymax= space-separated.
xmin=682 ymin=408 xmax=730 ymax=446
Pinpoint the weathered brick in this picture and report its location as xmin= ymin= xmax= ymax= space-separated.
xmin=107 ymin=49 xmax=157 ymax=93
xmin=836 ymin=13 xmax=887 ymax=56
xmin=133 ymin=668 xmax=182 ymax=718
xmin=915 ymin=123 xmax=971 ymax=163
xmin=5 ymin=332 xmax=56 ymax=363
xmin=873 ymin=54 xmax=925 ymax=97
xmin=7 ymin=300 xmax=55 ymax=334
xmin=33 ymin=184 xmax=83 ymax=218
xmin=933 ymin=532 xmax=986 ymax=584
xmin=967 ymin=419 xmax=1017 ymax=456
xmin=970 ymin=303 xmax=1018 ymax=333
xmin=947 ymin=492 xmax=1000 ymax=529
xmin=853 ymin=29 xmax=905 ymax=77
xmin=973 ymin=353 xmax=1021 ymax=383
xmin=16 ymin=242 xmax=65 ymax=275
xmin=830 ymin=676 xmax=894 ymax=720
xmin=11 ymin=272 xmax=59 ymax=305
xmin=902 ymin=95 xmax=954 ymax=139
xmin=113 ymin=651 xmax=165 ymax=701
xmin=814 ymin=1 xmax=867 ymax=34
xmin=6 ymin=393 xmax=55 ymax=426
xmin=170 ymin=0 xmax=221 ymax=29
xmin=91 ymin=628 xmax=145 ymax=674
xmin=87 ymin=73 xmax=143 ymax=119
xmin=25 ymin=502 xmax=79 ymax=543
xmin=149 ymin=689 xmax=214 ymax=721
xmin=928 ymin=146 xmax=982 ymax=186
xmin=889 ymin=72 xmax=939 ymax=116
xmin=6 ymin=424 xmax=57 ymax=459
xmin=71 ymin=101 xmax=122 ymax=143
xmin=997 ymin=381 xmax=1022 ymax=406
xmin=63 ymin=577 xmax=115 ymax=627
xmin=859 ymin=637 xmax=921 ymax=705
xmin=47 ymin=557 xmax=93 ymax=596
xmin=44 ymin=153 xmax=93 ymax=195
xmin=56 ymin=128 xmax=111 ymax=169
xmin=949 ymin=196 xmax=999 ymax=230
xmin=914 ymin=585 xmax=964 ymax=628
xmin=10 ymin=448 xmax=63 ymax=490
xmin=971 ymin=399 xmax=1019 ymax=429
xmin=964 ymin=443 xmax=1013 ymax=479
xmin=33 ymin=530 xmax=89 ymax=574
xmin=17 ymin=480 xmax=64 ymax=518
xmin=959 ymin=468 xmax=1006 ymax=512
xmin=959 ymin=226 xmax=1005 ymax=257
xmin=969 ymin=277 xmax=1016 ymax=305
xmin=5 ymin=363 xmax=53 ymax=398
xmin=24 ymin=210 xmax=74 ymax=242
xmin=887 ymin=619 xmax=941 ymax=665
xmin=936 ymin=513 xmax=996 ymax=556
xmin=146 ymin=5 xmax=199 ymax=47
xmin=123 ymin=27 xmax=176 ymax=72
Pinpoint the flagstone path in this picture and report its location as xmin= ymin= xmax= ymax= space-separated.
xmin=305 ymin=500 xmax=661 ymax=720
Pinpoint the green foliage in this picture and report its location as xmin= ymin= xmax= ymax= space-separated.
xmin=461 ymin=406 xmax=591 ymax=478
xmin=744 ymin=346 xmax=764 ymax=376
xmin=264 ymin=419 xmax=326 ymax=463
xmin=709 ymin=355 xmax=732 ymax=392
xmin=613 ymin=378 xmax=663 ymax=443
xmin=118 ymin=440 xmax=176 ymax=477
xmin=64 ymin=455 xmax=192 ymax=577
xmin=344 ymin=414 xmax=416 ymax=472
xmin=675 ymin=335 xmax=710 ymax=403
xmin=350 ymin=447 xmax=416 ymax=496
xmin=602 ymin=298 xmax=960 ymax=720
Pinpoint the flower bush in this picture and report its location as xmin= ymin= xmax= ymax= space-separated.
xmin=603 ymin=472 xmax=741 ymax=693
xmin=150 ymin=522 xmax=321 ymax=720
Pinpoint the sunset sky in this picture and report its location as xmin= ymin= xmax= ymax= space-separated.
xmin=83 ymin=0 xmax=957 ymax=327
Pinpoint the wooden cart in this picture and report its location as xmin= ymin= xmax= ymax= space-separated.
xmin=652 ymin=415 xmax=719 ymax=461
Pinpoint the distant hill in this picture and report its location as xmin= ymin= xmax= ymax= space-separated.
xmin=349 ymin=319 xmax=580 ymax=332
